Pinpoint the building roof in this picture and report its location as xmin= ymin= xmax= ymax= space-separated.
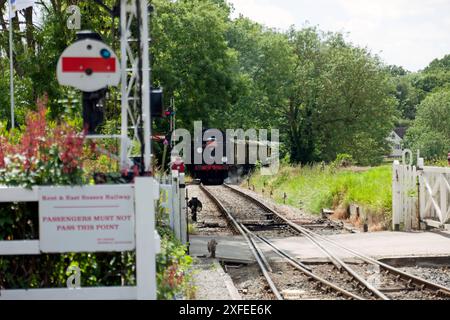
xmin=394 ymin=127 xmax=407 ymax=139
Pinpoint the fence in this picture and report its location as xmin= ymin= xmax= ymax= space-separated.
xmin=393 ymin=152 xmax=450 ymax=231
xmin=0 ymin=177 xmax=161 ymax=300
xmin=158 ymin=171 xmax=187 ymax=244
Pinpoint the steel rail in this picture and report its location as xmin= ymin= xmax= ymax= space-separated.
xmin=199 ymin=184 xmax=283 ymax=300
xmin=224 ymin=184 xmax=389 ymax=300
xmin=239 ymin=224 xmax=365 ymax=300
xmin=201 ymin=184 xmax=367 ymax=300
xmin=255 ymin=234 xmax=313 ymax=272
xmin=224 ymin=184 xmax=450 ymax=298
xmin=299 ymin=225 xmax=450 ymax=297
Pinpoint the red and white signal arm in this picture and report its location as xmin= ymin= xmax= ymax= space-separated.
xmin=57 ymin=39 xmax=121 ymax=92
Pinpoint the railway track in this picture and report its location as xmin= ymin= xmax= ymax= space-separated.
xmin=199 ymin=184 xmax=450 ymax=300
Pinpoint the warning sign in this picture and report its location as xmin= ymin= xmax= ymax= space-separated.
xmin=38 ymin=185 xmax=135 ymax=253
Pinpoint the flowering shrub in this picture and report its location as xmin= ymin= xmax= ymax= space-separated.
xmin=0 ymin=99 xmax=134 ymax=290
xmin=0 ymin=97 xmax=86 ymax=188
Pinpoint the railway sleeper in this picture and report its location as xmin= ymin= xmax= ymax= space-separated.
xmin=303 ymin=224 xmax=339 ymax=229
xmin=245 ymin=224 xmax=290 ymax=231
xmin=239 ymin=219 xmax=275 ymax=225
xmin=379 ymin=287 xmax=416 ymax=293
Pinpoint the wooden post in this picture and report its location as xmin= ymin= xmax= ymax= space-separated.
xmin=392 ymin=161 xmax=401 ymax=231
xmin=185 ymin=187 xmax=190 ymax=254
xmin=283 ymin=193 xmax=287 ymax=204
xmin=416 ymin=172 xmax=421 ymax=230
xmin=419 ymin=165 xmax=425 ymax=223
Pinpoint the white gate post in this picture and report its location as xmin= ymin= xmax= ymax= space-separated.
xmin=418 ymin=170 xmax=425 ymax=221
xmin=440 ymin=174 xmax=447 ymax=225
xmin=392 ymin=161 xmax=401 ymax=231
xmin=135 ymin=177 xmax=159 ymax=300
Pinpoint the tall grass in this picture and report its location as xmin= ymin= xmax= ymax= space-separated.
xmin=247 ymin=165 xmax=392 ymax=218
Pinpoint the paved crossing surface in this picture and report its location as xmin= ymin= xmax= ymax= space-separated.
xmin=190 ymin=231 xmax=450 ymax=262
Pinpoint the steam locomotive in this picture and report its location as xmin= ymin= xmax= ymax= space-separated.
xmin=187 ymin=130 xmax=276 ymax=185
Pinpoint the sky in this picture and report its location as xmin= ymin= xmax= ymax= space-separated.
xmin=227 ymin=0 xmax=450 ymax=72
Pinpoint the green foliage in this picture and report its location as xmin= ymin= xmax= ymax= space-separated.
xmin=424 ymin=54 xmax=450 ymax=73
xmin=151 ymin=0 xmax=238 ymax=130
xmin=393 ymin=74 xmax=424 ymax=120
xmin=226 ymin=22 xmax=396 ymax=165
xmin=0 ymin=0 xmax=405 ymax=168
xmin=332 ymin=154 xmax=354 ymax=168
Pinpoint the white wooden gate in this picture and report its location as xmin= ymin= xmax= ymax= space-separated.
xmin=0 ymin=178 xmax=161 ymax=300
xmin=392 ymin=161 xmax=418 ymax=231
xmin=393 ymin=153 xmax=450 ymax=231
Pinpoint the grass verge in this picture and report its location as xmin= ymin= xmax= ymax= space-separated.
xmin=246 ymin=164 xmax=392 ymax=220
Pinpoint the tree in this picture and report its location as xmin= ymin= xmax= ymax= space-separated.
xmin=151 ymin=0 xmax=238 ymax=131
xmin=317 ymin=41 xmax=396 ymax=165
xmin=225 ymin=17 xmax=296 ymax=132
xmin=227 ymin=23 xmax=397 ymax=165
